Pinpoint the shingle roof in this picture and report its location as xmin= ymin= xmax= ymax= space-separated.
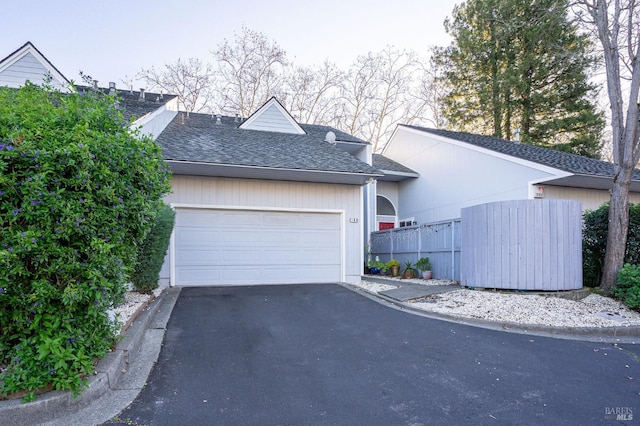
xmin=372 ymin=154 xmax=418 ymax=174
xmin=157 ymin=112 xmax=380 ymax=175
xmin=300 ymin=123 xmax=369 ymax=144
xmin=404 ymin=125 xmax=640 ymax=180
xmin=76 ymin=86 xmax=177 ymax=123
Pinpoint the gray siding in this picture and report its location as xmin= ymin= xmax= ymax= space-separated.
xmin=461 ymin=200 xmax=582 ymax=290
xmin=0 ymin=53 xmax=66 ymax=91
xmin=242 ymin=103 xmax=302 ymax=133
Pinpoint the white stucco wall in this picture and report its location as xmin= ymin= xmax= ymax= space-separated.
xmin=160 ymin=175 xmax=364 ymax=285
xmin=383 ymin=127 xmax=560 ymax=223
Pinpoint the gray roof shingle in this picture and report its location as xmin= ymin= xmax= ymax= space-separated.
xmin=404 ymin=125 xmax=640 ymax=180
xmin=372 ymin=154 xmax=418 ymax=174
xmin=157 ymin=113 xmax=380 ymax=175
xmin=76 ymin=86 xmax=177 ymax=123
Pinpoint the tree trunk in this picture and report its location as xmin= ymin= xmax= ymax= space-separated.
xmin=601 ymin=169 xmax=633 ymax=291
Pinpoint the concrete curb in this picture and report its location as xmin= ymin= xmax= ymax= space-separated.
xmin=0 ymin=287 xmax=178 ymax=426
xmin=342 ymin=283 xmax=640 ymax=344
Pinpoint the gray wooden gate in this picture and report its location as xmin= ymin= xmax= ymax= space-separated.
xmin=460 ymin=199 xmax=582 ymax=290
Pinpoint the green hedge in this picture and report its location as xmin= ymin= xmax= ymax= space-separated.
xmin=0 ymin=83 xmax=171 ymax=400
xmin=582 ymin=203 xmax=640 ymax=287
xmin=614 ymin=264 xmax=640 ymax=310
xmin=131 ymin=203 xmax=175 ymax=293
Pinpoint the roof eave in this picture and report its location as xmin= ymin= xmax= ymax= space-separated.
xmin=377 ymin=170 xmax=420 ymax=182
xmin=166 ymin=160 xmax=383 ymax=185
xmin=534 ymin=174 xmax=640 ymax=192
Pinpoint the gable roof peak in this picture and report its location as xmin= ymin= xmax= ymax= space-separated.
xmin=239 ymin=97 xmax=306 ymax=135
xmin=0 ymin=41 xmax=71 ymax=92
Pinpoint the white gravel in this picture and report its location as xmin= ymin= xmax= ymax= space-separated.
xmin=112 ymin=288 xmax=163 ymax=331
xmin=354 ymin=280 xmax=640 ymax=328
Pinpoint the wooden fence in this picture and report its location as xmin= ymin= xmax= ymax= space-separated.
xmin=460 ymin=199 xmax=582 ymax=290
xmin=370 ymin=220 xmax=461 ymax=280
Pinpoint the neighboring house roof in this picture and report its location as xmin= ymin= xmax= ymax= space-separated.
xmin=301 ymin=123 xmax=368 ymax=145
xmin=372 ymin=154 xmax=419 ymax=182
xmin=240 ymin=97 xmax=306 ymax=134
xmin=0 ymin=41 xmax=70 ymax=92
xmin=157 ymin=112 xmax=382 ymax=185
xmin=76 ymin=85 xmax=178 ymax=124
xmin=399 ymin=125 xmax=640 ymax=191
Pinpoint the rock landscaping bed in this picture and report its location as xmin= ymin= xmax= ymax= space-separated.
xmin=354 ymin=278 xmax=640 ymax=328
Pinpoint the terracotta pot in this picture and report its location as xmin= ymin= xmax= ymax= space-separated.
xmin=422 ymin=270 xmax=432 ymax=280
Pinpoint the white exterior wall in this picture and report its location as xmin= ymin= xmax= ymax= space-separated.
xmin=541 ymin=185 xmax=640 ymax=212
xmin=384 ymin=128 xmax=557 ymax=223
xmin=0 ymin=53 xmax=67 ymax=91
xmin=132 ymin=98 xmax=179 ymax=140
xmin=160 ymin=175 xmax=363 ymax=284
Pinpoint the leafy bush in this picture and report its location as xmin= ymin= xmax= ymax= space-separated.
xmin=131 ymin=203 xmax=175 ymax=293
xmin=582 ymin=203 xmax=640 ymax=287
xmin=0 ymin=83 xmax=171 ymax=400
xmin=613 ymin=264 xmax=640 ymax=310
xmin=416 ymin=257 xmax=431 ymax=271
xmin=385 ymin=259 xmax=400 ymax=268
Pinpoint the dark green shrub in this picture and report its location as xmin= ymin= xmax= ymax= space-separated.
xmin=131 ymin=203 xmax=175 ymax=293
xmin=613 ymin=264 xmax=640 ymax=310
xmin=582 ymin=203 xmax=640 ymax=287
xmin=0 ymin=83 xmax=171 ymax=400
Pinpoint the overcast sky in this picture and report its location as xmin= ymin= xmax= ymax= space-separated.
xmin=2 ymin=0 xmax=455 ymax=89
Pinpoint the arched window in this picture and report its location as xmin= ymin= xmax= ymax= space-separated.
xmin=377 ymin=196 xmax=396 ymax=215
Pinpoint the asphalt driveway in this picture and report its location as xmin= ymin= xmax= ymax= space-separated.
xmin=110 ymin=284 xmax=639 ymax=425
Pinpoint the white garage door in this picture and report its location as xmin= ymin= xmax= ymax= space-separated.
xmin=173 ymin=208 xmax=342 ymax=286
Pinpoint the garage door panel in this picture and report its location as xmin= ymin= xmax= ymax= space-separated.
xmin=296 ymin=214 xmax=341 ymax=229
xmin=263 ymin=213 xmax=299 ymax=227
xmin=176 ymin=249 xmax=222 ymax=265
xmin=305 ymin=230 xmax=341 ymax=247
xmin=219 ymin=230 xmax=263 ymax=245
xmin=177 ymin=267 xmax=222 ymax=284
xmin=220 ymin=249 xmax=264 ymax=264
xmin=173 ymin=208 xmax=342 ymax=286
xmin=176 ymin=210 xmax=222 ymax=227
xmin=219 ymin=211 xmax=265 ymax=227
xmin=261 ymin=230 xmax=303 ymax=244
xmin=302 ymin=249 xmax=341 ymax=264
xmin=176 ymin=229 xmax=221 ymax=246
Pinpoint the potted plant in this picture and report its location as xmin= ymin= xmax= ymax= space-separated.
xmin=386 ymin=259 xmax=400 ymax=277
xmin=402 ymin=261 xmax=415 ymax=279
xmin=416 ymin=257 xmax=432 ymax=280
xmin=368 ymin=259 xmax=386 ymax=275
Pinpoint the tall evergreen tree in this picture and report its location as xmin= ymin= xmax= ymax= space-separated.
xmin=434 ymin=0 xmax=605 ymax=158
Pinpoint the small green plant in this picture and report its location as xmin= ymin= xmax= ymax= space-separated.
xmin=402 ymin=261 xmax=415 ymax=278
xmin=368 ymin=259 xmax=388 ymax=273
xmin=416 ymin=257 xmax=431 ymax=271
xmin=131 ymin=203 xmax=175 ymax=293
xmin=613 ymin=264 xmax=640 ymax=310
xmin=386 ymin=259 xmax=400 ymax=268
